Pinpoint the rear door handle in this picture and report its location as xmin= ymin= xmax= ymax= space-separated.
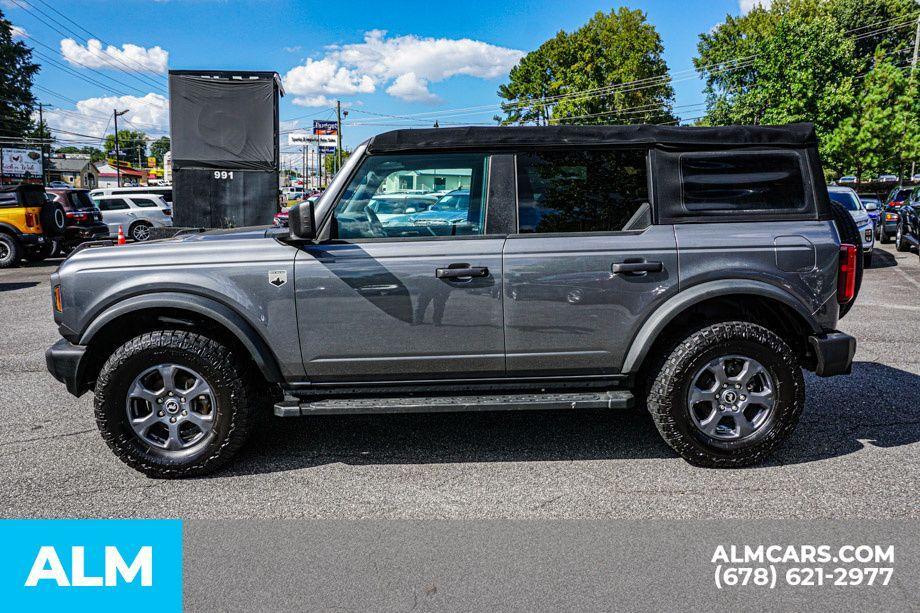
xmin=436 ymin=265 xmax=489 ymax=279
xmin=612 ymin=260 xmax=663 ymax=274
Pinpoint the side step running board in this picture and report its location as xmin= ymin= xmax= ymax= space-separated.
xmin=274 ymin=390 xmax=634 ymax=417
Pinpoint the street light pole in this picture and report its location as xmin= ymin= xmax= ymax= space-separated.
xmin=336 ymin=100 xmax=342 ymax=171
xmin=113 ymin=109 xmax=129 ymax=187
xmin=911 ymin=13 xmax=919 ymax=177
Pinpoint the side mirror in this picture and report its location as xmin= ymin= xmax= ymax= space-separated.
xmin=865 ymin=202 xmax=877 ymax=211
xmin=405 ymin=207 xmax=417 ymax=214
xmin=288 ymin=200 xmax=316 ymax=240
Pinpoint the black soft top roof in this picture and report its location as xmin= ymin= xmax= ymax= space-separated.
xmin=365 ymin=122 xmax=817 ymax=154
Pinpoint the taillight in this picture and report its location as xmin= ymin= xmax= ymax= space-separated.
xmin=25 ymin=212 xmax=37 ymax=227
xmin=163 ymin=208 xmax=172 ymax=216
xmin=837 ymin=244 xmax=857 ymax=304
xmin=885 ymin=213 xmax=899 ymax=221
xmin=53 ymin=285 xmax=63 ymax=313
xmin=890 ymin=200 xmax=903 ymax=207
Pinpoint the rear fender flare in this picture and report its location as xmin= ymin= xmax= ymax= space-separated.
xmin=621 ymin=279 xmax=820 ymax=374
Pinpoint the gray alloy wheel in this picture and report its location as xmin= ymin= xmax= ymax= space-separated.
xmin=0 ymin=240 xmax=11 ymax=265
xmin=125 ymin=363 xmax=216 ymax=452
xmin=686 ymin=354 xmax=775 ymax=441
xmin=131 ymin=222 xmax=152 ymax=241
xmin=0 ymin=234 xmax=19 ymax=268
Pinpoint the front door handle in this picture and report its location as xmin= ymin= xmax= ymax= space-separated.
xmin=436 ymin=264 xmax=489 ymax=279
xmin=612 ymin=260 xmax=663 ymax=274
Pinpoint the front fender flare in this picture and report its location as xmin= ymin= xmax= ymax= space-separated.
xmin=620 ymin=279 xmax=820 ymax=374
xmin=79 ymin=292 xmax=284 ymax=382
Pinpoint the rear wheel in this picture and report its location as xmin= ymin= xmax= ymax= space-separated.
xmin=863 ymin=251 xmax=872 ymax=267
xmin=879 ymin=225 xmax=890 ymax=243
xmin=129 ymin=221 xmax=152 ymax=242
xmin=94 ymin=330 xmax=262 ymax=478
xmin=0 ymin=234 xmax=21 ymax=269
xmin=646 ymin=321 xmax=805 ymax=468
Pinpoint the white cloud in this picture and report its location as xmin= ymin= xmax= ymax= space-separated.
xmin=739 ymin=0 xmax=773 ymax=13
xmin=283 ymin=30 xmax=523 ymax=103
xmin=386 ymin=73 xmax=438 ymax=103
xmin=60 ymin=38 xmax=169 ymax=74
xmin=283 ymin=45 xmax=302 ymax=53
xmin=41 ymin=93 xmax=170 ymax=141
xmin=11 ymin=24 xmax=27 ymax=39
xmin=292 ymin=95 xmax=337 ymax=107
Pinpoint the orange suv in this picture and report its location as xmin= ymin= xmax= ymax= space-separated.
xmin=0 ymin=184 xmax=65 ymax=268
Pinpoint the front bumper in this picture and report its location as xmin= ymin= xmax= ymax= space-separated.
xmin=808 ymin=332 xmax=856 ymax=377
xmin=45 ymin=338 xmax=89 ymax=397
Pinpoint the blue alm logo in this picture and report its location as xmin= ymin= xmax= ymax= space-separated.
xmin=0 ymin=520 xmax=182 ymax=612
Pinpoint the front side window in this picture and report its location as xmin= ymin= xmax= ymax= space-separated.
xmin=516 ymin=149 xmax=650 ymax=233
xmin=331 ymin=153 xmax=488 ymax=239
xmin=680 ymin=151 xmax=806 ymax=213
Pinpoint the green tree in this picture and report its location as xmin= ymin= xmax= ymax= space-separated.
xmin=149 ymin=136 xmax=170 ymax=165
xmin=694 ymin=0 xmax=919 ymax=171
xmin=56 ymin=145 xmax=105 ymax=162
xmin=497 ymin=8 xmax=675 ymax=125
xmin=104 ymin=129 xmax=147 ymax=166
xmin=0 ymin=9 xmax=40 ymax=139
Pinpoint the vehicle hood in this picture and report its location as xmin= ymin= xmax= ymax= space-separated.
xmin=59 ymin=226 xmax=279 ymax=273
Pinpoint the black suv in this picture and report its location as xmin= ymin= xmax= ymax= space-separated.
xmin=45 ymin=188 xmax=109 ymax=255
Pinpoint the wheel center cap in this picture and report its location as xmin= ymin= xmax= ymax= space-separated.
xmin=164 ymin=398 xmax=181 ymax=414
xmin=721 ymin=390 xmax=738 ymax=404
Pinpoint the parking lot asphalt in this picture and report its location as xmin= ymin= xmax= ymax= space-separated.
xmin=0 ymin=243 xmax=917 ymax=519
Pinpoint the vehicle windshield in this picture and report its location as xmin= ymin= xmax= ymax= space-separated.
xmin=889 ymin=188 xmax=912 ymax=203
xmin=430 ymin=192 xmax=469 ymax=211
xmin=829 ymin=191 xmax=861 ymax=211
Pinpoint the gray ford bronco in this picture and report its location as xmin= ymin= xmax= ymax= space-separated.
xmin=47 ymin=123 xmax=860 ymax=477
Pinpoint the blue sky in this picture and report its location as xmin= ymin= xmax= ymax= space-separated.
xmin=4 ymin=0 xmax=759 ymax=166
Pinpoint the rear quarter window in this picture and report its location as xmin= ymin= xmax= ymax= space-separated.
xmin=654 ymin=148 xmax=816 ymax=223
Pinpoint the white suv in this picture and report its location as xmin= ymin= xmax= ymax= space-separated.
xmin=91 ymin=194 xmax=173 ymax=241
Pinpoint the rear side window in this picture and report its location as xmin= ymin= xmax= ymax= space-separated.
xmin=516 ymin=149 xmax=650 ymax=233
xmin=679 ymin=151 xmax=805 ymax=213
xmin=67 ymin=191 xmax=96 ymax=210
xmin=97 ymin=198 xmax=130 ymax=211
xmin=131 ymin=198 xmax=159 ymax=208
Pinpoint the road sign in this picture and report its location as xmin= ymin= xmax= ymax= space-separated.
xmin=313 ymin=120 xmax=337 ymax=135
xmin=288 ymin=132 xmax=335 ymax=146
xmin=318 ymin=146 xmax=336 ymax=154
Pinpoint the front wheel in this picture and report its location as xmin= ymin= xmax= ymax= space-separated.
xmin=895 ymin=224 xmax=913 ymax=252
xmin=0 ymin=234 xmax=22 ymax=268
xmin=879 ymin=225 xmax=890 ymax=244
xmin=94 ymin=330 xmax=262 ymax=478
xmin=646 ymin=321 xmax=805 ymax=468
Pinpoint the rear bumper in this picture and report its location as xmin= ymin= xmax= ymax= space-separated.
xmin=808 ymin=332 xmax=856 ymax=377
xmin=63 ymin=223 xmax=108 ymax=245
xmin=45 ymin=338 xmax=89 ymax=396
xmin=18 ymin=233 xmax=45 ymax=247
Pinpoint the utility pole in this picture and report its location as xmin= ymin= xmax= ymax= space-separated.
xmin=113 ymin=108 xmax=129 ymax=187
xmin=336 ymin=100 xmax=343 ymax=171
xmin=911 ymin=12 xmax=919 ymax=177
xmin=38 ymin=103 xmax=46 ymax=186
xmin=302 ymin=144 xmax=306 ymax=189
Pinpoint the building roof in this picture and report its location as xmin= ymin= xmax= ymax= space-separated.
xmin=365 ymin=123 xmax=818 ymax=154
xmin=50 ymin=158 xmax=94 ymax=172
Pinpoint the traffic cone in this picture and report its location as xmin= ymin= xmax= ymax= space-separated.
xmin=117 ymin=225 xmax=126 ymax=245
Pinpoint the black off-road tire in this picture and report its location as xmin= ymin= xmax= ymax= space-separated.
xmin=94 ymin=330 xmax=262 ymax=478
xmin=0 ymin=233 xmax=22 ymax=269
xmin=646 ymin=321 xmax=805 ymax=468
xmin=863 ymin=250 xmax=872 ymax=268
xmin=829 ymin=200 xmax=862 ymax=318
xmin=878 ymin=225 xmax=890 ymax=244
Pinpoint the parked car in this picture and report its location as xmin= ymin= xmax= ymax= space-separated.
xmin=45 ymin=188 xmax=109 ymax=254
xmin=828 ymin=186 xmax=874 ymax=265
xmin=369 ymin=193 xmax=439 ymax=225
xmin=838 ymin=175 xmax=857 ymax=184
xmin=90 ymin=185 xmax=173 ymax=207
xmin=385 ymin=189 xmax=471 ymax=228
xmin=878 ymin=174 xmax=898 ymax=182
xmin=91 ymin=194 xmax=173 ymax=241
xmin=895 ymin=186 xmax=920 ymax=257
xmin=0 ymin=184 xmax=58 ymax=267
xmin=47 ymin=123 xmax=859 ymax=477
xmin=876 ymin=186 xmax=913 ymax=243
xmin=858 ymin=195 xmax=881 ymax=230
xmin=48 ymin=180 xmax=71 ymax=189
